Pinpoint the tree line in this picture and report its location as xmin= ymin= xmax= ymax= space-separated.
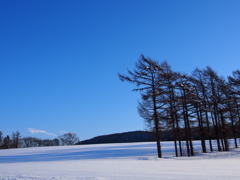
xmin=0 ymin=131 xmax=79 ymax=149
xmin=119 ymin=55 xmax=240 ymax=158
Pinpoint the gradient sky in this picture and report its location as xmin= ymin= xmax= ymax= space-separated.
xmin=1 ymin=0 xmax=240 ymax=141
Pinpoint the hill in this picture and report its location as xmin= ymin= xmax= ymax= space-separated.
xmin=77 ymin=131 xmax=156 ymax=145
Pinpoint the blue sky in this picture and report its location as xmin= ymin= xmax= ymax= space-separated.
xmin=1 ymin=0 xmax=240 ymax=141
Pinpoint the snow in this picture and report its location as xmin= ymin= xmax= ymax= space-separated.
xmin=0 ymin=140 xmax=240 ymax=179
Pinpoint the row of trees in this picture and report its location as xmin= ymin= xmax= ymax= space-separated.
xmin=119 ymin=55 xmax=240 ymax=158
xmin=0 ymin=131 xmax=80 ymax=149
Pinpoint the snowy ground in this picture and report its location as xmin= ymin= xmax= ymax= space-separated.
xmin=0 ymin=140 xmax=240 ymax=180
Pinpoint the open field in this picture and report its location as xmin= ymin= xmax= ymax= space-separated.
xmin=0 ymin=140 xmax=240 ymax=179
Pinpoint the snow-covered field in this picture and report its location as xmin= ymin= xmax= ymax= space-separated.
xmin=0 ymin=140 xmax=240 ymax=180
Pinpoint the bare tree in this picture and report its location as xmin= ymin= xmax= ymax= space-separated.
xmin=22 ymin=137 xmax=34 ymax=147
xmin=58 ymin=133 xmax=79 ymax=145
xmin=119 ymin=55 xmax=163 ymax=158
xmin=3 ymin=135 xmax=11 ymax=149
xmin=42 ymin=139 xmax=53 ymax=146
xmin=22 ymin=137 xmax=42 ymax=147
xmin=11 ymin=131 xmax=22 ymax=148
xmin=0 ymin=131 xmax=3 ymax=148
xmin=228 ymin=70 xmax=240 ymax=139
xmin=158 ymin=61 xmax=183 ymax=156
xmin=191 ymin=68 xmax=213 ymax=152
xmin=52 ymin=138 xmax=60 ymax=146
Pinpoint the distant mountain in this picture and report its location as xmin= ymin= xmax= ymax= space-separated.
xmin=76 ymin=127 xmax=220 ymax=145
xmin=76 ymin=131 xmax=157 ymax=145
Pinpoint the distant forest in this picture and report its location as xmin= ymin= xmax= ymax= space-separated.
xmin=119 ymin=54 xmax=240 ymax=158
xmin=0 ymin=131 xmax=79 ymax=149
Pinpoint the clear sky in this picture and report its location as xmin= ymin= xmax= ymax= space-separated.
xmin=1 ymin=0 xmax=240 ymax=141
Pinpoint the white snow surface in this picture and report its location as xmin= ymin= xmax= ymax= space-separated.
xmin=0 ymin=140 xmax=240 ymax=179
